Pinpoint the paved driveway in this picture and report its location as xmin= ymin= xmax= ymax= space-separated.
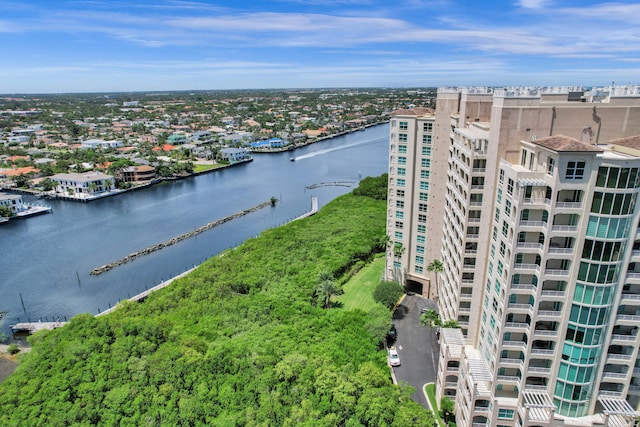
xmin=389 ymin=294 xmax=439 ymax=408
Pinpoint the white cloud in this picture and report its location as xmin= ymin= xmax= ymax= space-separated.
xmin=518 ymin=0 xmax=551 ymax=9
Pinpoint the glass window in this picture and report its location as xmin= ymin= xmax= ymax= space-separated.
xmin=416 ymin=255 xmax=424 ymax=265
xmin=420 ymin=181 xmax=429 ymax=190
xmin=417 ymin=235 xmax=425 ymax=244
xmin=395 ymin=221 xmax=403 ymax=229
xmin=497 ymin=189 xmax=502 ymax=204
xmin=418 ymin=214 xmax=427 ymax=223
xmin=396 ymin=189 xmax=404 ymax=198
xmin=399 ymin=134 xmax=408 ymax=142
xmin=397 ymin=167 xmax=406 ymax=176
xmin=419 ymin=192 xmax=428 ymax=201
xmin=396 ymin=211 xmax=404 ymax=219
xmin=499 ymin=169 xmax=505 ymax=183
xmin=507 ymin=178 xmax=514 ymax=195
xmin=498 ymin=409 xmax=515 ymax=420
xmin=399 ymin=121 xmax=408 ymax=131
xmin=417 ymin=225 xmax=426 ymax=233
xmin=422 ymin=134 xmax=432 ymax=144
xmin=420 ymin=170 xmax=430 ymax=179
xmin=416 ymin=245 xmax=425 ymax=254
xmin=548 ymin=158 xmax=555 ymax=176
xmin=396 ymin=200 xmax=404 ymax=208
xmin=415 ymin=265 xmax=423 ymax=273
xmin=398 ymin=145 xmax=407 ymax=153
xmin=397 ymin=179 xmax=405 ymax=187
xmin=398 ymin=156 xmax=406 ymax=165
xmin=394 ymin=231 xmax=403 ymax=240
xmin=566 ymin=161 xmax=586 ymax=180
xmin=423 ymin=122 xmax=432 ymax=133
xmin=421 ymin=159 xmax=431 ymax=168
xmin=422 ymin=146 xmax=431 ymax=156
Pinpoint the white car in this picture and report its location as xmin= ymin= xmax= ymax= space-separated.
xmin=388 ymin=347 xmax=401 ymax=367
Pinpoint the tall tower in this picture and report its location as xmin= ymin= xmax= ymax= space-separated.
xmin=423 ymin=85 xmax=640 ymax=426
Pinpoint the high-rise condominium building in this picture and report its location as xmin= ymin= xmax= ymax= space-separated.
xmin=386 ymin=85 xmax=640 ymax=426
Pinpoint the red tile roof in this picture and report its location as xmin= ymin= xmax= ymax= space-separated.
xmin=531 ymin=135 xmax=604 ymax=152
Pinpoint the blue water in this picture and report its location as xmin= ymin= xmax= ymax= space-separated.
xmin=0 ymin=125 xmax=389 ymax=335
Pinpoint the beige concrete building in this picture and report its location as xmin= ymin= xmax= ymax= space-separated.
xmin=387 ymin=85 xmax=640 ymax=425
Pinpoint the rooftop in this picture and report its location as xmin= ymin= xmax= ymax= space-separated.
xmin=531 ymin=135 xmax=604 ymax=153
xmin=390 ymin=107 xmax=434 ymax=117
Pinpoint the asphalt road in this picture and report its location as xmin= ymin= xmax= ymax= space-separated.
xmin=389 ymin=294 xmax=439 ymax=408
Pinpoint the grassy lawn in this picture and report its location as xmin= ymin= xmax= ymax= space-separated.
xmin=425 ymin=383 xmax=446 ymax=427
xmin=337 ymin=256 xmax=385 ymax=311
xmin=193 ymin=163 xmax=226 ymax=173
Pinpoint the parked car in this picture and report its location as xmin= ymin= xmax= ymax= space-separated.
xmin=387 ymin=325 xmax=397 ymax=344
xmin=388 ymin=346 xmax=401 ymax=367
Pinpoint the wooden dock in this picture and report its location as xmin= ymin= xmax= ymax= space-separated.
xmin=10 ymin=321 xmax=67 ymax=334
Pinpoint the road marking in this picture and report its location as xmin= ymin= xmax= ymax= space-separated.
xmin=398 ymin=345 xmax=403 ymax=350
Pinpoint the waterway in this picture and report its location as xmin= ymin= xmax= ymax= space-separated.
xmin=0 ymin=124 xmax=389 ymax=336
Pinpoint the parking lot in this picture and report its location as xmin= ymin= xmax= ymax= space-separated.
xmin=388 ymin=294 xmax=439 ymax=408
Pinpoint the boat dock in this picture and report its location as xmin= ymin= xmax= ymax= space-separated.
xmin=10 ymin=321 xmax=67 ymax=334
xmin=292 ymin=196 xmax=318 ymax=221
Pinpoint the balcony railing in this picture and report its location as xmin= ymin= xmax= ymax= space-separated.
xmin=541 ymin=290 xmax=566 ymax=297
xmin=610 ymin=334 xmax=637 ymax=342
xmin=499 ymin=358 xmax=524 ymax=366
xmin=511 ymin=284 xmax=537 ymax=292
xmin=627 ymin=272 xmax=640 ymax=280
xmin=617 ymin=314 xmax=640 ymax=322
xmin=602 ymin=372 xmax=628 ymax=379
xmin=528 ymin=367 xmax=552 ymax=374
xmin=523 ymin=385 xmax=548 ymax=391
xmin=497 ymin=375 xmax=521 ymax=382
xmin=551 ymin=225 xmax=578 ymax=232
xmin=555 ymin=201 xmax=582 ymax=209
xmin=607 ymin=353 xmax=633 ymax=361
xmin=548 ymin=247 xmax=574 ymax=254
xmin=514 ymin=263 xmax=540 ymax=272
xmin=530 ymin=348 xmax=554 ymax=356
xmin=620 ymin=293 xmax=640 ymax=301
xmin=502 ymin=340 xmax=527 ymax=349
xmin=522 ymin=198 xmax=551 ymax=206
xmin=519 ymin=221 xmax=547 ymax=228
xmin=508 ymin=303 xmax=534 ymax=312
xmin=516 ymin=242 xmax=544 ymax=250
xmin=537 ymin=310 xmax=562 ymax=318
xmin=504 ymin=322 xmax=530 ymax=330
xmin=545 ymin=269 xmax=570 ymax=276
xmin=533 ymin=329 xmax=558 ymax=337
xmin=599 ymin=390 xmax=624 ymax=398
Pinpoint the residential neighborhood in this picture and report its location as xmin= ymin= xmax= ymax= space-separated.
xmin=0 ymin=88 xmax=434 ymax=210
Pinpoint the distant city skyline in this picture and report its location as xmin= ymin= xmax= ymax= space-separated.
xmin=1 ymin=0 xmax=639 ymax=94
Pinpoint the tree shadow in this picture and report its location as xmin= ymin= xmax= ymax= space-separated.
xmin=392 ymin=304 xmax=408 ymax=320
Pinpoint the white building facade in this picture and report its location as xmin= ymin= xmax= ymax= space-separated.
xmin=388 ymin=85 xmax=640 ymax=426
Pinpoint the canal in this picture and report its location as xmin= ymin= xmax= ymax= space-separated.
xmin=0 ymin=124 xmax=389 ymax=336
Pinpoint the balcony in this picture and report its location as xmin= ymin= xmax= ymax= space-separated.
xmin=511 ymin=283 xmax=537 ymax=293
xmin=522 ymin=198 xmax=551 ymax=207
xmin=502 ymin=340 xmax=527 ymax=350
xmin=508 ymin=303 xmax=534 ymax=313
xmin=610 ymin=334 xmax=637 ymax=343
xmin=607 ymin=353 xmax=634 ymax=362
xmin=530 ymin=348 xmax=554 ymax=356
xmin=497 ymin=375 xmax=521 ymax=383
xmin=514 ymin=263 xmax=541 ymax=272
xmin=548 ymin=247 xmax=574 ymax=255
xmin=537 ymin=310 xmax=562 ymax=319
xmin=602 ymin=372 xmax=628 ymax=380
xmin=528 ymin=367 xmax=552 ymax=375
xmin=516 ymin=242 xmax=544 ymax=252
xmin=617 ymin=314 xmax=640 ymax=323
xmin=499 ymin=358 xmax=524 ymax=366
xmin=551 ymin=225 xmax=578 ymax=232
xmin=599 ymin=390 xmax=624 ymax=398
xmin=504 ymin=322 xmax=531 ymax=331
xmin=533 ymin=329 xmax=558 ymax=338
xmin=540 ymin=290 xmax=566 ymax=298
xmin=544 ymin=269 xmax=570 ymax=277
xmin=620 ymin=293 xmax=640 ymax=304
xmin=555 ymin=201 xmax=582 ymax=209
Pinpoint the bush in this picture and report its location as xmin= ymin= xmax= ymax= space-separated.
xmin=6 ymin=344 xmax=19 ymax=355
xmin=373 ymin=280 xmax=404 ymax=309
xmin=353 ymin=173 xmax=388 ymax=200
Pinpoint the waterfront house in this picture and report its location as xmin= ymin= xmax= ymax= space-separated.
xmin=51 ymin=171 xmax=116 ymax=200
xmin=81 ymin=139 xmax=124 ymax=149
xmin=120 ymin=165 xmax=156 ymax=183
xmin=0 ymin=192 xmax=25 ymax=214
xmin=167 ymin=133 xmax=188 ymax=145
xmin=220 ymin=148 xmax=251 ymax=163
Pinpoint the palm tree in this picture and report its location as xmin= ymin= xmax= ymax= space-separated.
xmin=426 ymin=259 xmax=443 ymax=300
xmin=315 ymin=271 xmax=342 ymax=309
xmin=420 ymin=309 xmax=442 ymax=328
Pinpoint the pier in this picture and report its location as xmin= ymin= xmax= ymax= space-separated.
xmin=10 ymin=321 xmax=67 ymax=334
xmin=292 ymin=196 xmax=318 ymax=221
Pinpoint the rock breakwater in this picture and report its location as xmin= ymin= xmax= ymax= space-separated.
xmin=90 ymin=200 xmax=274 ymax=276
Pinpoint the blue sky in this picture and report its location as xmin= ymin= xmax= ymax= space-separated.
xmin=1 ymin=0 xmax=639 ymax=93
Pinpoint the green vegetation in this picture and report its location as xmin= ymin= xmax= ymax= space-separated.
xmin=0 ymin=205 xmax=13 ymax=218
xmin=6 ymin=344 xmax=19 ymax=355
xmin=0 ymin=176 xmax=434 ymax=426
xmin=338 ymin=256 xmax=385 ymax=311
xmin=373 ymin=280 xmax=405 ymax=310
xmin=352 ymin=173 xmax=388 ymax=200
xmin=425 ymin=383 xmax=446 ymax=427
xmin=192 ymin=163 xmax=225 ymax=173
xmin=420 ymin=309 xmax=460 ymax=329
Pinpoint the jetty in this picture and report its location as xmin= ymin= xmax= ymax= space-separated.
xmin=90 ymin=199 xmax=275 ymax=275
xmin=305 ymin=181 xmax=355 ymax=189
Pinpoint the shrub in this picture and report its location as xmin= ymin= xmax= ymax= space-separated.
xmin=373 ymin=280 xmax=404 ymax=310
xmin=6 ymin=344 xmax=19 ymax=355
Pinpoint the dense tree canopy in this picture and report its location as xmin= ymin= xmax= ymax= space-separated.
xmin=0 ymin=178 xmax=433 ymax=426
